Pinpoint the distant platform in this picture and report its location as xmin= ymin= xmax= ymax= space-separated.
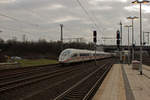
xmin=92 ymin=64 xmax=150 ymax=100
xmin=102 ymin=45 xmax=150 ymax=51
xmin=0 ymin=62 xmax=19 ymax=70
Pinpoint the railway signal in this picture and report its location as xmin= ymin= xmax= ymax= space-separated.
xmin=116 ymin=30 xmax=120 ymax=48
xmin=93 ymin=30 xmax=97 ymax=43
xmin=93 ymin=30 xmax=97 ymax=65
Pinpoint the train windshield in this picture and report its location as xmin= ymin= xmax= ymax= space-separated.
xmin=61 ymin=50 xmax=70 ymax=57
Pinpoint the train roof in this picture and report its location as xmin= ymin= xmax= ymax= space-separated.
xmin=62 ymin=48 xmax=109 ymax=54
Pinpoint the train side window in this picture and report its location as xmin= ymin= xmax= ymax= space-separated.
xmin=80 ymin=53 xmax=84 ymax=56
xmin=72 ymin=54 xmax=77 ymax=57
xmin=80 ymin=53 xmax=89 ymax=56
xmin=93 ymin=54 xmax=99 ymax=56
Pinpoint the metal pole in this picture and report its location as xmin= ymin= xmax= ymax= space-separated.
xmin=148 ymin=32 xmax=150 ymax=45
xmin=147 ymin=32 xmax=149 ymax=45
xmin=60 ymin=24 xmax=63 ymax=42
xmin=120 ymin=22 xmax=122 ymax=63
xmin=60 ymin=24 xmax=63 ymax=51
xmin=95 ymin=43 xmax=96 ymax=65
xmin=128 ymin=27 xmax=130 ymax=64
xmin=132 ymin=19 xmax=134 ymax=60
xmin=143 ymin=32 xmax=145 ymax=45
xmin=120 ymin=23 xmax=123 ymax=46
xmin=139 ymin=3 xmax=143 ymax=75
xmin=103 ymin=40 xmax=105 ymax=45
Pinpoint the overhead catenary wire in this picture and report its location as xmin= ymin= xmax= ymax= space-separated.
xmin=0 ymin=26 xmax=56 ymax=35
xmin=0 ymin=11 xmax=58 ymax=36
xmin=0 ymin=12 xmax=39 ymax=27
xmin=83 ymin=0 xmax=106 ymax=32
xmin=0 ymin=0 xmax=100 ymax=33
xmin=64 ymin=26 xmax=86 ymax=38
xmin=76 ymin=0 xmax=102 ymax=33
xmin=0 ymin=26 xmax=53 ymax=42
xmin=0 ymin=1 xmax=55 ymax=28
xmin=0 ymin=26 xmax=36 ymax=35
xmin=0 ymin=11 xmax=55 ymax=39
xmin=75 ymin=0 xmax=105 ymax=44
xmin=82 ymin=0 xmax=106 ymax=44
xmin=0 ymin=0 xmax=104 ymax=43
xmin=14 ymin=1 xmax=51 ymax=23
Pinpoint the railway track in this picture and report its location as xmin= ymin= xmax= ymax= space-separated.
xmin=0 ymin=63 xmax=86 ymax=92
xmin=54 ymin=63 xmax=113 ymax=100
xmin=0 ymin=63 xmax=60 ymax=78
xmin=0 ymin=58 xmax=114 ymax=100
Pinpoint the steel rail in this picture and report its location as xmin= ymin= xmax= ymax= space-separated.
xmin=0 ymin=64 xmax=60 ymax=78
xmin=83 ymin=63 xmax=113 ymax=100
xmin=53 ymin=63 xmax=108 ymax=100
xmin=0 ymin=65 xmax=83 ymax=93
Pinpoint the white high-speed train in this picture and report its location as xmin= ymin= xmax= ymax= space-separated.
xmin=58 ymin=48 xmax=112 ymax=64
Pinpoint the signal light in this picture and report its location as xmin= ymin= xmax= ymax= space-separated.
xmin=93 ymin=30 xmax=97 ymax=43
xmin=116 ymin=30 xmax=120 ymax=39
xmin=116 ymin=30 xmax=120 ymax=48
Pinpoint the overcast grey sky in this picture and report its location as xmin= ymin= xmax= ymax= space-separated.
xmin=0 ymin=0 xmax=150 ymax=45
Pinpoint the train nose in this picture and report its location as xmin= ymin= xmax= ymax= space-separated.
xmin=59 ymin=56 xmax=64 ymax=62
xmin=59 ymin=56 xmax=67 ymax=62
xmin=59 ymin=55 xmax=69 ymax=63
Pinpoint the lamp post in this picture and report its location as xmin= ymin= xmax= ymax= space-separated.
xmin=120 ymin=22 xmax=123 ymax=63
xmin=124 ymin=25 xmax=132 ymax=64
xmin=127 ymin=16 xmax=138 ymax=61
xmin=132 ymin=0 xmax=150 ymax=75
xmin=143 ymin=32 xmax=145 ymax=45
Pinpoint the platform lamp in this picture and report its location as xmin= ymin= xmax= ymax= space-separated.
xmin=132 ymin=0 xmax=150 ymax=75
xmin=124 ymin=25 xmax=132 ymax=64
xmin=127 ymin=16 xmax=138 ymax=61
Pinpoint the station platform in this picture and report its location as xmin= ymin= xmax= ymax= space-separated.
xmin=92 ymin=64 xmax=150 ymax=100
